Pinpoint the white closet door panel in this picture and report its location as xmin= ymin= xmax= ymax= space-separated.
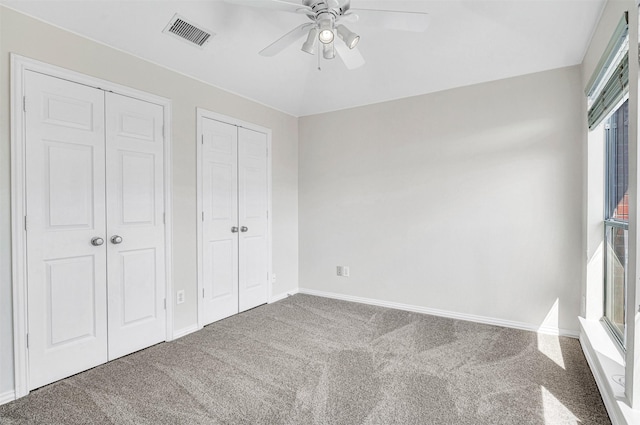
xmin=25 ymin=71 xmax=108 ymax=390
xmin=120 ymin=249 xmax=158 ymax=323
xmin=202 ymin=118 xmax=239 ymax=324
xmin=106 ymin=93 xmax=166 ymax=360
xmin=238 ymin=128 xmax=269 ymax=312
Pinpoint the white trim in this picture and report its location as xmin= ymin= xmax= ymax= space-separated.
xmin=266 ymin=128 xmax=274 ymax=308
xmin=10 ymin=53 xmax=29 ymax=399
xmin=162 ymin=96 xmax=174 ymax=343
xmin=0 ymin=390 xmax=16 ymax=406
xmin=195 ymin=108 xmax=273 ymax=329
xmin=579 ymin=317 xmax=640 ymax=425
xmin=10 ymin=54 xmax=174 ymax=398
xmin=13 ymin=55 xmax=172 ymax=108
xmin=298 ymin=288 xmax=580 ymax=338
xmin=196 ymin=110 xmax=204 ymax=328
xmin=172 ymin=324 xmax=200 ymax=340
xmin=269 ymin=289 xmax=299 ymax=304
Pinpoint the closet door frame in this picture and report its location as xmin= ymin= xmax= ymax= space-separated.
xmin=10 ymin=54 xmax=175 ymax=399
xmin=196 ymin=108 xmax=273 ymax=329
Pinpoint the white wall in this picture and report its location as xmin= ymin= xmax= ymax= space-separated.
xmin=299 ymin=65 xmax=584 ymax=334
xmin=0 ymin=6 xmax=299 ymax=394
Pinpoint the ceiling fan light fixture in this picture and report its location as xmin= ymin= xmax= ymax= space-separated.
xmin=322 ymin=41 xmax=335 ymax=59
xmin=317 ymin=17 xmax=334 ymax=44
xmin=319 ymin=29 xmax=334 ymax=44
xmin=336 ymin=24 xmax=359 ymax=49
xmin=301 ymin=27 xmax=318 ymax=54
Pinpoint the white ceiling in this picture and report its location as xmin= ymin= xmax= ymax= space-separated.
xmin=1 ymin=0 xmax=605 ymax=116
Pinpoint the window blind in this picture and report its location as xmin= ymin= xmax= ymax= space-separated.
xmin=586 ymin=13 xmax=629 ymax=131
xmin=588 ymin=52 xmax=629 ymax=130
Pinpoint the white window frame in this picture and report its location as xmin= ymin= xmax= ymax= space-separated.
xmin=601 ymin=95 xmax=630 ymax=350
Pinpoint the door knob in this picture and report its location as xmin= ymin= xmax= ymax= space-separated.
xmin=91 ymin=237 xmax=104 ymax=246
xmin=110 ymin=235 xmax=123 ymax=244
xmin=231 ymin=226 xmax=239 ymax=233
xmin=240 ymin=226 xmax=248 ymax=232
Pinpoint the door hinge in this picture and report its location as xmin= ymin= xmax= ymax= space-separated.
xmin=202 ymin=288 xmax=205 ymax=298
xmin=164 ymin=298 xmax=167 ymax=310
xmin=23 ymin=96 xmax=26 ymax=112
xmin=24 ymin=216 xmax=27 ymax=231
xmin=202 ymin=211 xmax=205 ymax=222
xmin=162 ymin=125 xmax=165 ymax=138
xmin=163 ymin=213 xmax=166 ymax=224
xmin=26 ymin=333 xmax=29 ymax=349
xmin=201 ymin=135 xmax=204 ymax=145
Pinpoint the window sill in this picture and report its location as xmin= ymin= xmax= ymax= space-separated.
xmin=579 ymin=317 xmax=640 ymax=425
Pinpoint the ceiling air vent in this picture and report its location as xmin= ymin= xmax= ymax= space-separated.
xmin=163 ymin=14 xmax=215 ymax=48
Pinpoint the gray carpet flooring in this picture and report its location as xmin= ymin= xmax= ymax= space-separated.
xmin=0 ymin=294 xmax=610 ymax=424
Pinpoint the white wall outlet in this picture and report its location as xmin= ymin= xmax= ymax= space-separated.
xmin=176 ymin=290 xmax=185 ymax=304
xmin=343 ymin=266 xmax=350 ymax=277
xmin=336 ymin=266 xmax=343 ymax=276
xmin=271 ymin=273 xmax=277 ymax=283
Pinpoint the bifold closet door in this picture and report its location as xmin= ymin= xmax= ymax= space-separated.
xmin=237 ymin=128 xmax=269 ymax=313
xmin=201 ymin=118 xmax=269 ymax=326
xmin=105 ymin=93 xmax=166 ymax=360
xmin=24 ymin=71 xmax=167 ymax=390
xmin=25 ymin=71 xmax=109 ymax=389
xmin=202 ymin=118 xmax=239 ymax=324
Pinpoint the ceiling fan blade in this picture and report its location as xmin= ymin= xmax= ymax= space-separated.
xmin=259 ymin=23 xmax=315 ymax=57
xmin=334 ymin=42 xmax=365 ymax=70
xmin=347 ymin=9 xmax=430 ymax=32
xmin=225 ymin=0 xmax=313 ymax=15
xmin=340 ymin=13 xmax=360 ymax=24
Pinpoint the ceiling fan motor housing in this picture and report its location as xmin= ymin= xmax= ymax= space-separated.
xmin=303 ymin=0 xmax=350 ymax=20
xmin=304 ymin=0 xmax=351 ymax=46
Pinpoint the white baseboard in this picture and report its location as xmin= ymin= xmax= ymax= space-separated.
xmin=0 ymin=390 xmax=15 ymax=405
xmin=297 ymin=288 xmax=580 ymax=338
xmin=172 ymin=324 xmax=200 ymax=340
xmin=269 ymin=289 xmax=299 ymax=304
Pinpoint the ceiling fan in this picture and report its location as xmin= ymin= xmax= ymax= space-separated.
xmin=226 ymin=0 xmax=430 ymax=70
